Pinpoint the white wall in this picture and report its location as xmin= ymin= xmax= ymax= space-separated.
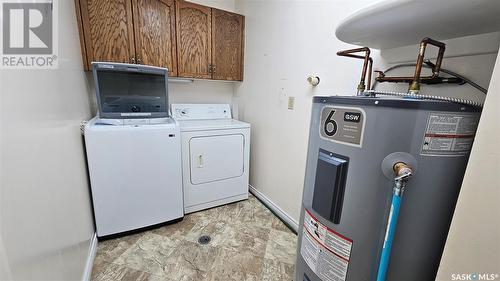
xmin=234 ymin=0 xmax=383 ymax=221
xmin=169 ymin=80 xmax=235 ymax=105
xmin=436 ymin=49 xmax=500 ymax=280
xmin=234 ymin=0 xmax=498 ymax=227
xmin=189 ymin=0 xmax=234 ymax=11
xmin=0 ymin=0 xmax=95 ymax=280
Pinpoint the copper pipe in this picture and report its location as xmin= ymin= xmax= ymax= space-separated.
xmin=376 ymin=37 xmax=447 ymax=94
xmin=409 ymin=37 xmax=446 ymax=93
xmin=340 ymin=54 xmax=373 ymax=90
xmin=337 ymin=47 xmax=372 ymax=94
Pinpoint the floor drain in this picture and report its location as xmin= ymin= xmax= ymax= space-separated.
xmin=198 ymin=235 xmax=211 ymax=245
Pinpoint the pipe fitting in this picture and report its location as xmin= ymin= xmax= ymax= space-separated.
xmin=393 ymin=162 xmax=413 ymax=178
xmin=393 ymin=162 xmax=413 ymax=195
xmin=374 ymin=37 xmax=447 ymax=94
xmin=337 ymin=47 xmax=373 ymax=93
xmin=307 ymin=76 xmax=320 ymax=86
xmin=408 ymin=81 xmax=420 ymax=95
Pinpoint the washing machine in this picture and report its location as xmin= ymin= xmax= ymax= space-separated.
xmin=85 ymin=62 xmax=183 ymax=238
xmin=171 ymin=104 xmax=250 ymax=214
xmin=85 ymin=117 xmax=183 ymax=237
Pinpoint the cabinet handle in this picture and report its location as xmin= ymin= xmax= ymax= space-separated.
xmin=208 ymin=64 xmax=213 ymax=74
xmin=212 ymin=65 xmax=216 ymax=73
xmin=130 ymin=57 xmax=136 ymax=64
xmin=137 ymin=58 xmax=142 ymax=64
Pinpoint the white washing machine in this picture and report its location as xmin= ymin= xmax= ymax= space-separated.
xmin=84 ymin=62 xmax=183 ymax=238
xmin=85 ymin=117 xmax=183 ymax=237
xmin=172 ymin=104 xmax=250 ymax=213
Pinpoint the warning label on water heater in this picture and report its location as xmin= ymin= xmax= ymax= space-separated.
xmin=300 ymin=209 xmax=352 ymax=281
xmin=421 ymin=113 xmax=479 ymax=156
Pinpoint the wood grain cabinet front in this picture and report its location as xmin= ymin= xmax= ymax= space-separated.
xmin=133 ymin=0 xmax=177 ymax=75
xmin=77 ymin=0 xmax=177 ymax=72
xmin=212 ymin=9 xmax=244 ymax=81
xmin=175 ymin=1 xmax=212 ymax=79
xmin=78 ymin=0 xmax=136 ymax=68
xmin=75 ymin=0 xmax=244 ymax=81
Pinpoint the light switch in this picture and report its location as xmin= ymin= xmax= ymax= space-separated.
xmin=288 ymin=97 xmax=295 ymax=110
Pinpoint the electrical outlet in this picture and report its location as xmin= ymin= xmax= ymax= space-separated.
xmin=288 ymin=97 xmax=295 ymax=110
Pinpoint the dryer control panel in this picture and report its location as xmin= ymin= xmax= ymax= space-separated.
xmin=172 ymin=104 xmax=232 ymax=120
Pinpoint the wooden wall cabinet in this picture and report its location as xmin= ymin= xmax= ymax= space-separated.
xmin=211 ymin=8 xmax=244 ymax=81
xmin=78 ymin=0 xmax=136 ymax=68
xmin=133 ymin=0 xmax=177 ymax=76
xmin=75 ymin=0 xmax=244 ymax=81
xmin=175 ymin=2 xmax=244 ymax=81
xmin=76 ymin=0 xmax=177 ymax=74
xmin=175 ymin=1 xmax=212 ymax=79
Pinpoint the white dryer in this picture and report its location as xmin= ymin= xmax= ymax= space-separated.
xmin=172 ymin=104 xmax=250 ymax=213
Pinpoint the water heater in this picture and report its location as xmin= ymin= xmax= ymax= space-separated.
xmin=295 ymin=96 xmax=481 ymax=281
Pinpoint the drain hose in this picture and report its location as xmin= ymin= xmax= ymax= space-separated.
xmin=364 ymin=90 xmax=483 ymax=107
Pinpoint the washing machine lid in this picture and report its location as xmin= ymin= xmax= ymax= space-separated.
xmin=177 ymin=119 xmax=250 ymax=132
xmin=85 ymin=116 xmax=178 ymax=131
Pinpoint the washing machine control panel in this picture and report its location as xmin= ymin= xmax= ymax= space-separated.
xmin=171 ymin=104 xmax=232 ymax=120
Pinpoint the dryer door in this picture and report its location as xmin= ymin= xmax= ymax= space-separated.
xmin=189 ymin=134 xmax=244 ymax=184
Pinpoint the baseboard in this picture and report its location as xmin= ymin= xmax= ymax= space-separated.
xmin=82 ymin=233 xmax=98 ymax=281
xmin=249 ymin=185 xmax=299 ymax=233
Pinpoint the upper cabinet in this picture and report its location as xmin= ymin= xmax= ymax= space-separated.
xmin=175 ymin=1 xmax=212 ymax=79
xmin=79 ymin=0 xmax=136 ymax=67
xmin=77 ymin=0 xmax=177 ymax=73
xmin=133 ymin=0 xmax=177 ymax=76
xmin=212 ymin=9 xmax=244 ymax=81
xmin=75 ymin=0 xmax=245 ymax=81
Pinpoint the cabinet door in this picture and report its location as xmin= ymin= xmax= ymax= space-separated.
xmin=175 ymin=1 xmax=212 ymax=78
xmin=132 ymin=0 xmax=177 ymax=75
xmin=79 ymin=0 xmax=136 ymax=69
xmin=212 ymin=9 xmax=244 ymax=81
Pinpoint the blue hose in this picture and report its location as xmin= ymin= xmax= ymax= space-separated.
xmin=376 ymin=190 xmax=402 ymax=281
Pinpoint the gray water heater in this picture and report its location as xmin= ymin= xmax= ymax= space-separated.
xmin=296 ymin=96 xmax=481 ymax=281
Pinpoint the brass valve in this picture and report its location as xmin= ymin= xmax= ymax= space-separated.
xmin=393 ymin=162 xmax=413 ymax=177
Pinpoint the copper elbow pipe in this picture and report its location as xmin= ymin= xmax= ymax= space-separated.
xmin=375 ymin=37 xmax=446 ymax=94
xmin=337 ymin=47 xmax=373 ymax=93
xmin=409 ymin=37 xmax=446 ymax=94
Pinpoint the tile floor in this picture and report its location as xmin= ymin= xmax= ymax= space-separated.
xmin=91 ymin=195 xmax=298 ymax=281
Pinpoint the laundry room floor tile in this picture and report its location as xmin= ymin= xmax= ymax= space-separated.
xmin=91 ymin=195 xmax=297 ymax=281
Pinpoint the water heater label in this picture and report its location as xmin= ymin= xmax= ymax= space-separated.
xmin=300 ymin=209 xmax=352 ymax=281
xmin=320 ymin=106 xmax=365 ymax=147
xmin=421 ymin=113 xmax=479 ymax=156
